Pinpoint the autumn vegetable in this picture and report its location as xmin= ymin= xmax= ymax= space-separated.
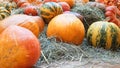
xmin=0 ymin=14 xmax=45 ymax=37
xmin=0 ymin=2 xmax=17 ymax=12
xmin=87 ymin=21 xmax=120 ymax=50
xmin=47 ymin=14 xmax=85 ymax=45
xmin=58 ymin=2 xmax=70 ymax=11
xmin=19 ymin=2 xmax=31 ymax=7
xmin=40 ymin=2 xmax=63 ymax=23
xmin=0 ymin=25 xmax=41 ymax=68
xmin=0 ymin=7 xmax=10 ymax=20
xmin=59 ymin=0 xmax=75 ymax=8
xmin=43 ymin=0 xmax=59 ymax=3
xmin=23 ymin=5 xmax=38 ymax=16
xmin=105 ymin=6 xmax=120 ymax=27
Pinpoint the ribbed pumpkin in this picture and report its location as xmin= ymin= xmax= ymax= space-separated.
xmin=0 ymin=14 xmax=45 ymax=37
xmin=40 ymin=2 xmax=63 ymax=23
xmin=87 ymin=21 xmax=120 ymax=50
xmin=0 ymin=7 xmax=10 ymax=20
xmin=47 ymin=14 xmax=85 ymax=45
xmin=0 ymin=25 xmax=40 ymax=68
xmin=59 ymin=0 xmax=75 ymax=8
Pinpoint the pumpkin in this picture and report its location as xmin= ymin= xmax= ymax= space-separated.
xmin=47 ymin=14 xmax=85 ymax=45
xmin=43 ymin=0 xmax=59 ymax=3
xmin=19 ymin=2 xmax=31 ymax=7
xmin=59 ymin=0 xmax=75 ymax=8
xmin=0 ymin=7 xmax=10 ymax=20
xmin=0 ymin=14 xmax=45 ymax=37
xmin=0 ymin=25 xmax=41 ymax=68
xmin=58 ymin=2 xmax=70 ymax=11
xmin=23 ymin=5 xmax=38 ymax=16
xmin=40 ymin=2 xmax=63 ymax=23
xmin=87 ymin=21 xmax=120 ymax=50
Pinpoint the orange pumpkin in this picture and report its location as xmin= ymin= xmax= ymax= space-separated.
xmin=0 ymin=25 xmax=41 ymax=68
xmin=0 ymin=14 xmax=45 ymax=37
xmin=59 ymin=0 xmax=75 ymax=8
xmin=47 ymin=14 xmax=85 ymax=45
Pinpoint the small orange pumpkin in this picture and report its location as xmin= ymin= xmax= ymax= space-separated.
xmin=47 ymin=14 xmax=85 ymax=45
xmin=0 ymin=14 xmax=45 ymax=37
xmin=59 ymin=0 xmax=75 ymax=8
xmin=0 ymin=25 xmax=41 ymax=68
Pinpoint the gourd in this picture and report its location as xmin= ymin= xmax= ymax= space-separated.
xmin=0 ymin=2 xmax=17 ymax=12
xmin=40 ymin=2 xmax=63 ymax=23
xmin=87 ymin=21 xmax=120 ymax=50
xmin=0 ymin=7 xmax=10 ymax=20
xmin=59 ymin=0 xmax=75 ymax=8
xmin=47 ymin=14 xmax=85 ymax=45
xmin=0 ymin=14 xmax=45 ymax=37
xmin=0 ymin=25 xmax=41 ymax=68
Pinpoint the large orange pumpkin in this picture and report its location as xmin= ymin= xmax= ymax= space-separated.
xmin=47 ymin=14 xmax=85 ymax=45
xmin=0 ymin=14 xmax=45 ymax=37
xmin=0 ymin=25 xmax=41 ymax=68
xmin=59 ymin=0 xmax=75 ymax=8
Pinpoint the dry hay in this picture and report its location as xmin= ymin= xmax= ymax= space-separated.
xmin=35 ymin=26 xmax=120 ymax=67
xmin=71 ymin=3 xmax=105 ymax=31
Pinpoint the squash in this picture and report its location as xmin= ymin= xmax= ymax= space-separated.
xmin=23 ymin=5 xmax=38 ymax=16
xmin=40 ymin=2 xmax=63 ymax=23
xmin=0 ymin=25 xmax=41 ymax=68
xmin=87 ymin=21 xmax=120 ymax=50
xmin=47 ymin=14 xmax=85 ymax=45
xmin=105 ymin=6 xmax=120 ymax=27
xmin=0 ymin=7 xmax=10 ymax=20
xmin=0 ymin=2 xmax=17 ymax=12
xmin=58 ymin=2 xmax=70 ymax=11
xmin=59 ymin=0 xmax=75 ymax=8
xmin=43 ymin=0 xmax=59 ymax=3
xmin=0 ymin=14 xmax=45 ymax=37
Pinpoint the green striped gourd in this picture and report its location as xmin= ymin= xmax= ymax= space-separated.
xmin=0 ymin=7 xmax=10 ymax=20
xmin=40 ymin=2 xmax=63 ymax=23
xmin=0 ymin=2 xmax=17 ymax=12
xmin=87 ymin=21 xmax=120 ymax=50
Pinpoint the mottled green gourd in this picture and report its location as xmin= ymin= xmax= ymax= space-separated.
xmin=0 ymin=7 xmax=10 ymax=20
xmin=0 ymin=2 xmax=17 ymax=12
xmin=40 ymin=2 xmax=63 ymax=23
xmin=87 ymin=21 xmax=120 ymax=50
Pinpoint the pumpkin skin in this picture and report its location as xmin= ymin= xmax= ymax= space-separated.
xmin=43 ymin=0 xmax=59 ymax=3
xmin=59 ymin=0 xmax=75 ymax=8
xmin=47 ymin=14 xmax=85 ymax=45
xmin=58 ymin=2 xmax=70 ymax=11
xmin=40 ymin=2 xmax=63 ymax=23
xmin=0 ymin=14 xmax=45 ymax=37
xmin=0 ymin=25 xmax=40 ymax=68
xmin=87 ymin=21 xmax=120 ymax=50
xmin=23 ymin=6 xmax=38 ymax=16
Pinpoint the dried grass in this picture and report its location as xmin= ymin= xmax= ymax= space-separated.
xmin=35 ymin=26 xmax=120 ymax=67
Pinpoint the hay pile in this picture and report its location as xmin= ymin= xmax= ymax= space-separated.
xmin=71 ymin=3 xmax=105 ymax=30
xmin=35 ymin=26 xmax=120 ymax=67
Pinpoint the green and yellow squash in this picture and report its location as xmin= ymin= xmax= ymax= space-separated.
xmin=0 ymin=2 xmax=17 ymax=12
xmin=0 ymin=7 xmax=10 ymax=20
xmin=87 ymin=21 xmax=120 ymax=50
xmin=40 ymin=2 xmax=63 ymax=23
